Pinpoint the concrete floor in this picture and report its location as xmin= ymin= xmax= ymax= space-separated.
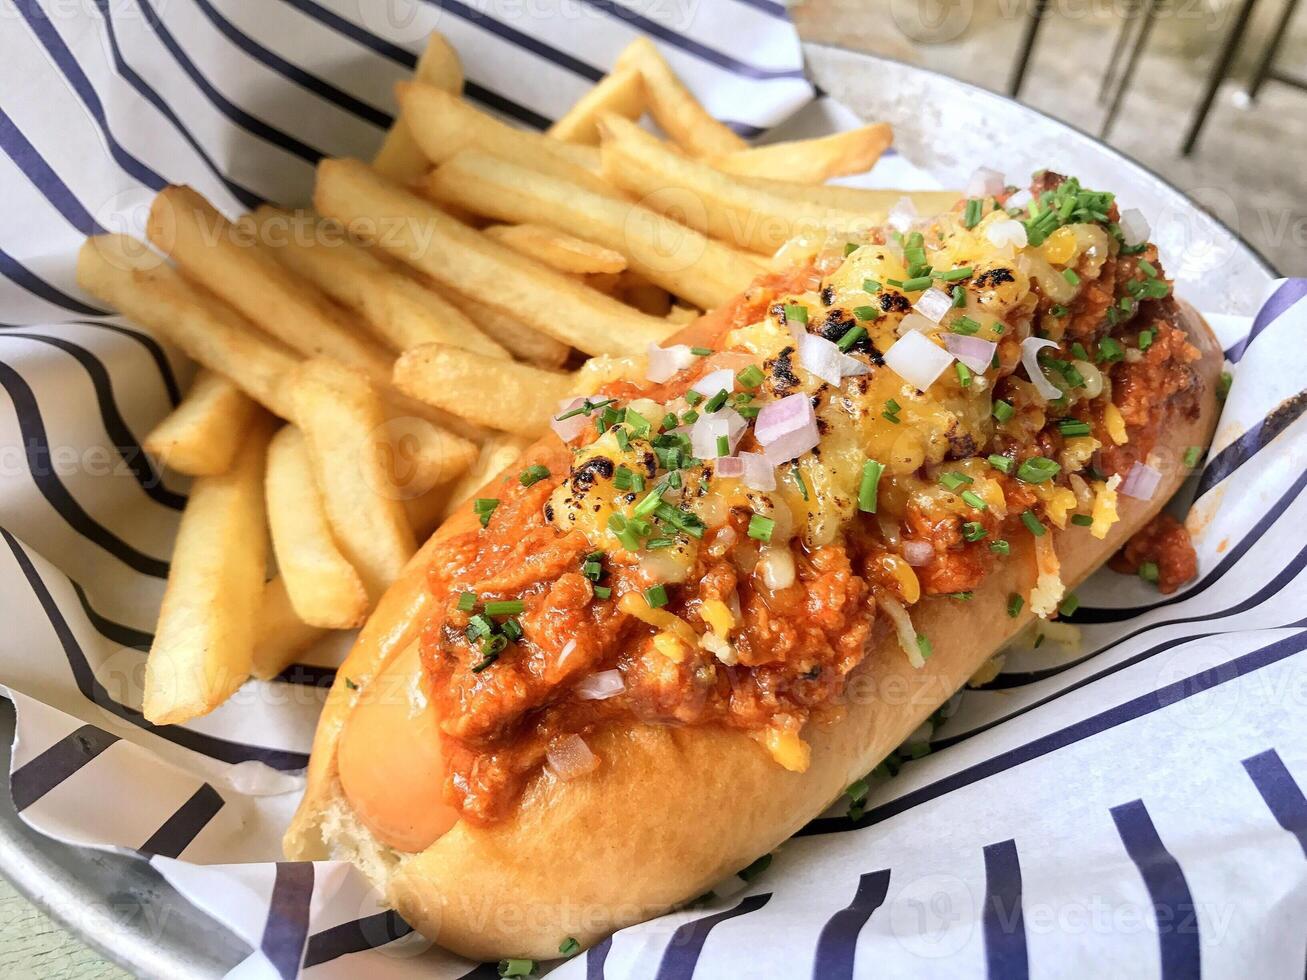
xmin=794 ymin=0 xmax=1307 ymax=277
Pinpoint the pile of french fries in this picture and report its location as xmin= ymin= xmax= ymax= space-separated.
xmin=77 ymin=31 xmax=958 ymax=725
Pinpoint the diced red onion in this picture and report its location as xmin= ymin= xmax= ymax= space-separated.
xmin=1006 ymin=188 xmax=1033 ymax=211
xmin=1120 ymin=461 xmax=1163 ymax=500
xmin=903 ymin=540 xmax=934 ymax=566
xmin=985 ymin=217 xmax=1028 ymax=250
xmin=943 ymin=333 xmax=998 ymax=373
xmin=798 ymin=333 xmax=845 ymax=386
xmin=547 ymin=734 xmax=599 ymax=780
xmin=887 ymin=196 xmax=917 ymax=233
xmin=1020 ymin=337 xmax=1063 ymax=401
xmin=646 ymin=343 xmax=695 ymax=383
xmin=691 ymin=408 xmax=746 ymax=459
xmin=691 ymin=367 xmax=735 ymax=398
xmin=885 ymin=331 xmax=955 ymax=391
xmin=575 ymin=669 xmax=625 ymax=701
xmin=715 ymin=456 xmax=744 ymax=478
xmin=898 ymin=312 xmax=937 ymax=335
xmin=755 ymin=393 xmax=819 ymax=464
xmin=551 ymin=396 xmax=589 ymax=443
xmin=1118 ymin=208 xmax=1150 ymax=247
xmin=740 ymin=451 xmax=776 ymax=491
xmin=913 ymin=287 xmax=954 ymax=324
xmin=966 ymin=167 xmax=1006 ymax=199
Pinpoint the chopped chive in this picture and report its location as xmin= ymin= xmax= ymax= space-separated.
xmin=644 ymin=584 xmax=669 ymax=608
xmin=1071 ymin=342 xmax=1089 ymax=361
xmin=852 ymin=305 xmax=879 ymax=322
xmin=466 ymin=613 xmax=493 ymax=641
xmin=917 ymin=633 xmax=934 ymax=658
xmin=1063 ymin=268 xmax=1081 ymax=286
xmin=685 ymin=389 xmax=704 ymax=407
xmin=952 ymin=285 xmax=967 ymax=309
xmin=838 ymin=325 xmax=868 ymax=351
xmin=962 ymin=198 xmax=983 ymax=229
xmin=473 ymin=497 xmax=500 ymax=528
xmin=990 ymin=539 xmax=1011 ymax=555
xmin=1021 ymin=510 xmax=1047 ymax=536
xmin=457 ymin=591 xmax=477 ymax=612
xmin=501 ymin=618 xmax=524 ymax=642
xmin=956 ymin=362 xmax=972 ymax=387
xmin=863 ymin=278 xmax=881 ymax=293
xmin=625 ymin=408 xmax=651 ymax=439
xmin=704 ymin=389 xmax=729 ymax=412
xmin=1058 ymin=593 xmax=1080 ymax=617
xmin=1183 ymin=446 xmax=1203 ymax=468
xmin=936 ymin=266 xmax=974 ymax=282
xmin=1217 ymin=371 xmax=1232 ymax=401
xmin=607 ymin=513 xmax=642 ymax=551
xmin=1049 ymin=304 xmax=1068 ymax=318
xmin=644 ymin=538 xmax=674 ymax=550
xmin=614 ymin=427 xmax=631 ymax=452
xmin=737 ymin=364 xmax=765 ymax=389
xmin=483 ymin=599 xmax=525 ymax=616
xmin=553 ymin=397 xmax=615 ymax=422
xmin=1016 ymin=456 xmax=1060 ymax=483
xmin=987 ymin=453 xmax=1015 ymax=475
xmin=1138 ymin=258 xmax=1158 ymax=278
xmin=518 ymin=464 xmax=550 ymax=487
xmin=951 ymin=315 xmax=982 ymax=336
xmin=498 ymin=959 xmax=536 ymax=978
xmin=1139 ymin=561 xmax=1160 ymax=583
xmin=1071 ymin=513 xmax=1095 ymax=526
xmin=844 ymin=242 xmax=859 ymax=256
xmin=344 ymin=676 xmax=358 ymax=690
xmin=882 ymin=410 xmax=901 ymax=424
xmin=633 ymin=485 xmax=666 ymax=518
xmin=846 ymin=778 xmax=870 ymax=803
xmin=593 ymin=585 xmax=612 ymax=599
xmin=1057 ymin=419 xmax=1092 ymax=437
xmin=559 ymin=938 xmax=580 ymax=957
xmin=900 ymin=275 xmax=933 ymax=291
xmin=939 ymin=471 xmax=973 ymax=491
xmin=791 ymin=464 xmax=809 ymax=501
xmin=993 ymin=400 xmax=1015 ymax=423
xmin=1007 ymin=593 xmax=1024 ymax=617
xmin=690 ymin=346 xmax=713 ymax=356
xmin=747 ymin=513 xmax=775 ymax=542
xmin=1098 ymin=337 xmax=1124 ymax=363
xmin=962 ymin=521 xmax=988 ymax=542
xmin=961 ymin=489 xmax=987 ymax=511
xmin=784 ymin=303 xmax=809 ymax=325
xmin=858 ymin=459 xmax=884 ymax=513
xmin=716 ymin=434 xmax=729 ymax=457
xmin=1138 ymin=328 xmax=1154 ymax=352
xmin=946 ymin=591 xmax=974 ymax=600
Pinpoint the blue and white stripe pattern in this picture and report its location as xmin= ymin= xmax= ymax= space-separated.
xmin=0 ymin=1 xmax=1305 ymax=976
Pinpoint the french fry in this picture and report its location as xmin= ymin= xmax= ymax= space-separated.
xmin=432 ymin=284 xmax=572 ymax=370
xmin=484 ymin=224 xmax=627 ymax=276
xmin=547 ymin=65 xmax=644 ymax=145
xmin=397 ymin=82 xmax=616 ymax=198
xmin=613 ymin=37 xmax=747 ymax=158
xmin=424 ymin=150 xmax=764 ymax=310
xmin=315 ymin=158 xmax=673 ymax=356
xmin=732 ymin=179 xmax=962 ymax=218
xmin=266 ymin=425 xmax=370 ymax=629
xmin=146 ymin=186 xmax=394 ymax=384
xmin=143 ymin=411 xmax=276 ymax=724
xmin=290 ymin=359 xmax=417 ymax=602
xmin=77 ymin=236 xmax=299 ymax=419
xmin=433 ymin=434 xmax=531 ymax=523
xmin=710 ymin=123 xmax=894 ymax=184
xmin=247 ymin=206 xmax=508 ymax=358
xmin=394 ymin=343 xmax=575 ymax=436
xmin=373 ymin=32 xmax=464 ymax=183
xmin=143 ymin=369 xmax=258 ymax=476
xmin=250 ymin=576 xmax=328 ymax=681
xmin=597 ymin=113 xmax=875 ymax=254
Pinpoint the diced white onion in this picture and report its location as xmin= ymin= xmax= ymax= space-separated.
xmin=943 ymin=333 xmax=998 ymax=374
xmin=885 ymin=330 xmax=955 ymax=391
xmin=897 ymin=312 xmax=938 ymax=336
xmin=575 ymin=669 xmax=625 ymax=701
xmin=646 ymin=343 xmax=695 ymax=383
xmin=557 ymin=638 xmax=580 ymax=670
xmin=1020 ymin=336 xmax=1063 ymax=401
xmin=755 ymin=393 xmax=819 ymax=464
xmin=546 ymin=735 xmax=599 ymax=780
xmin=878 ymin=594 xmax=926 ymax=669
xmin=887 ymin=196 xmax=917 ymax=232
xmin=1120 ymin=461 xmax=1163 ymax=500
xmin=740 ymin=451 xmax=777 ymax=491
xmin=903 ymin=540 xmax=934 ymax=566
xmin=1006 ymin=188 xmax=1033 ymax=210
xmin=798 ymin=333 xmax=845 ymax=387
xmin=551 ymin=396 xmax=589 ymax=443
xmin=1118 ymin=208 xmax=1150 ymax=247
xmin=985 ymin=217 xmax=1028 ymax=250
xmin=967 ymin=166 xmax=1006 ymax=199
xmin=841 ymin=354 xmax=870 ymax=377
xmin=691 ymin=408 xmax=746 ymax=459
xmin=913 ymin=287 xmax=954 ymax=324
xmin=691 ymin=367 xmax=735 ymax=398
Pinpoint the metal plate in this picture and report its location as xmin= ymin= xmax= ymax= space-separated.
xmin=0 ymin=44 xmax=1276 ymax=979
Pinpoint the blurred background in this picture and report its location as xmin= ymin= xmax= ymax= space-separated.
xmin=793 ymin=0 xmax=1307 ymax=276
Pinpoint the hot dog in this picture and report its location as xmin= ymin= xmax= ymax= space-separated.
xmin=285 ymin=174 xmax=1222 ymax=961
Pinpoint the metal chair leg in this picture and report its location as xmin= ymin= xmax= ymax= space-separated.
xmin=1099 ymin=0 xmax=1143 ymax=104
xmin=1248 ymin=0 xmax=1301 ymax=101
xmin=1181 ymin=0 xmax=1262 ymax=155
xmin=1100 ymin=0 xmax=1161 ymax=140
xmin=1008 ymin=0 xmax=1051 ymax=99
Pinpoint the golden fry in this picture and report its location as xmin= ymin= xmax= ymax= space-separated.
xmin=432 ymin=434 xmax=531 ymax=523
xmin=314 ymin=158 xmax=672 ymax=356
xmin=432 ymin=284 xmax=572 ymax=370
xmin=143 ymin=369 xmax=258 ymax=476
xmin=732 ymin=179 xmax=962 ymax=218
xmin=394 ymin=343 xmax=575 ymax=436
xmin=373 ymin=32 xmax=464 ymax=183
xmin=424 ymin=150 xmax=764 ymax=310
xmin=710 ymin=123 xmax=894 ymax=183
xmin=290 ymin=359 xmax=417 ymax=602
xmin=250 ymin=576 xmax=329 ymax=681
xmin=484 ymin=223 xmax=628 ymax=276
xmin=266 ymin=425 xmax=370 ymax=629
xmin=547 ymin=65 xmax=644 ymax=145
xmin=248 ymin=206 xmax=508 ymax=358
xmin=146 ymin=185 xmax=393 ymax=384
xmin=143 ymin=412 xmax=276 ymax=724
xmin=614 ymin=38 xmax=747 ymax=157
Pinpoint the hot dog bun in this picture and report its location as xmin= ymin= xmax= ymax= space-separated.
xmin=285 ymin=299 xmax=1221 ymax=961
